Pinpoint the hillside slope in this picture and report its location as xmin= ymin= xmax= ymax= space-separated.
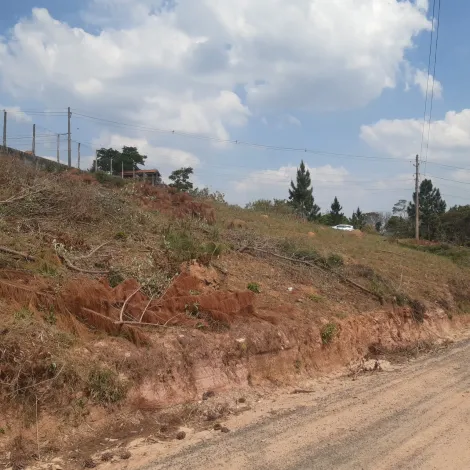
xmin=1 ymin=154 xmax=469 ymax=469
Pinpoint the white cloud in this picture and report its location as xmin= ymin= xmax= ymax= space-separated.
xmin=235 ymin=164 xmax=349 ymax=193
xmin=0 ymin=105 xmax=31 ymax=123
xmin=286 ymin=115 xmax=301 ymax=127
xmin=413 ymin=69 xmax=443 ymax=99
xmin=93 ymin=133 xmax=201 ymax=169
xmin=0 ymin=1 xmax=431 ymax=136
xmin=360 ymin=109 xmax=470 ymax=163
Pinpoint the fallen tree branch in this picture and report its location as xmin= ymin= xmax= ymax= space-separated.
xmin=114 ymin=320 xmax=174 ymax=328
xmin=0 ymin=246 xmax=36 ymax=261
xmin=61 ymin=255 xmax=110 ymax=275
xmin=246 ymin=246 xmax=383 ymax=302
xmin=138 ymin=295 xmax=155 ymax=323
xmin=291 ymin=389 xmax=315 ymax=394
xmin=119 ymin=287 xmax=142 ymax=323
xmin=0 ymin=187 xmax=45 ymax=205
xmin=75 ymin=241 xmax=110 ymax=260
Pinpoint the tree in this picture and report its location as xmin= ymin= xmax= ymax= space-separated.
xmin=93 ymin=146 xmax=147 ymax=173
xmin=392 ymin=199 xmax=408 ymax=218
xmin=288 ymin=160 xmax=321 ymax=220
xmin=329 ymin=196 xmax=345 ymax=226
xmin=351 ymin=207 xmax=366 ymax=230
xmin=407 ymin=179 xmax=446 ymax=240
xmin=169 ymin=167 xmax=194 ymax=192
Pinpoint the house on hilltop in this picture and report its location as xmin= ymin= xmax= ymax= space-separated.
xmin=122 ymin=169 xmax=161 ymax=186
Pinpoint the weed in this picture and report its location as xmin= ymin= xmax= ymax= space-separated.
xmin=108 ymin=270 xmax=125 ymax=288
xmin=294 ymin=360 xmax=302 ymax=372
xmin=114 ymin=231 xmax=128 ymax=241
xmin=87 ymin=367 xmax=127 ymax=404
xmin=37 ymin=261 xmax=58 ymax=277
xmin=308 ymin=293 xmax=323 ymax=302
xmin=14 ymin=308 xmax=33 ymax=322
xmin=321 ymin=323 xmax=337 ymax=345
xmin=247 ymin=282 xmax=261 ymax=294
xmin=43 ymin=307 xmax=57 ymax=326
xmin=0 ymin=427 xmax=5 ymax=434
xmin=327 ymin=253 xmax=344 ymax=267
xmin=189 ymin=290 xmax=201 ymax=296
xmin=185 ymin=302 xmax=200 ymax=317
xmin=94 ymin=171 xmax=126 ymax=187
xmin=395 ymin=293 xmax=409 ymax=307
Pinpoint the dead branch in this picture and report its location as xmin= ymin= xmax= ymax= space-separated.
xmin=0 ymin=246 xmax=36 ymax=261
xmin=61 ymin=255 xmax=110 ymax=275
xmin=138 ymin=295 xmax=155 ymax=323
xmin=114 ymin=320 xmax=174 ymax=328
xmin=247 ymin=246 xmax=383 ymax=302
xmin=0 ymin=187 xmax=46 ymax=205
xmin=119 ymin=286 xmax=142 ymax=323
xmin=291 ymin=389 xmax=315 ymax=394
xmin=75 ymin=241 xmax=110 ymax=260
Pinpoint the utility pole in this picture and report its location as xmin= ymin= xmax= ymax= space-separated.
xmin=32 ymin=124 xmax=36 ymax=156
xmin=414 ymin=154 xmax=420 ymax=241
xmin=57 ymin=134 xmax=60 ymax=163
xmin=110 ymin=156 xmax=113 ymax=175
xmin=94 ymin=150 xmax=98 ymax=172
xmin=67 ymin=107 xmax=72 ymax=167
xmin=78 ymin=143 xmax=81 ymax=169
xmin=121 ymin=161 xmax=124 ymax=179
xmin=2 ymin=110 xmax=6 ymax=149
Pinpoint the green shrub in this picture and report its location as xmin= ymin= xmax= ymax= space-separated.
xmin=321 ymin=323 xmax=337 ymax=345
xmin=247 ymin=283 xmax=261 ymax=294
xmin=327 ymin=253 xmax=344 ymax=267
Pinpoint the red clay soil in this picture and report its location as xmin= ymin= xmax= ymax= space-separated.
xmin=0 ymin=263 xmax=258 ymax=345
xmin=133 ymin=184 xmax=216 ymax=224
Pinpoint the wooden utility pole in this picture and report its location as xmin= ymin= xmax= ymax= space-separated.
xmin=78 ymin=143 xmax=81 ymax=169
xmin=414 ymin=154 xmax=420 ymax=241
xmin=2 ymin=110 xmax=6 ymax=149
xmin=32 ymin=124 xmax=36 ymax=156
xmin=67 ymin=107 xmax=72 ymax=167
xmin=94 ymin=150 xmax=98 ymax=172
xmin=121 ymin=161 xmax=124 ymax=179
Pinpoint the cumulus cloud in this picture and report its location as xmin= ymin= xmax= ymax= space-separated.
xmin=413 ymin=69 xmax=443 ymax=99
xmin=0 ymin=0 xmax=431 ymax=138
xmin=360 ymin=109 xmax=470 ymax=163
xmin=0 ymin=105 xmax=31 ymax=123
xmin=235 ymin=164 xmax=348 ymax=192
xmin=93 ymin=133 xmax=201 ymax=169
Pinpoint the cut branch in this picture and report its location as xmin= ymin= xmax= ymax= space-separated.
xmin=0 ymin=246 xmax=36 ymax=261
xmin=246 ymin=246 xmax=383 ymax=302
xmin=75 ymin=241 xmax=110 ymax=260
xmin=119 ymin=287 xmax=142 ymax=323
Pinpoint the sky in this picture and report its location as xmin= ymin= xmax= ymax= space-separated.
xmin=1 ymin=0 xmax=470 ymax=215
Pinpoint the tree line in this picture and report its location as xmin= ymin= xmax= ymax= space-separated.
xmin=92 ymin=149 xmax=470 ymax=245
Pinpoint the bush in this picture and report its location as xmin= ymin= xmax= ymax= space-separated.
xmin=321 ymin=323 xmax=337 ymax=345
xmin=87 ymin=367 xmax=127 ymax=404
xmin=247 ymin=283 xmax=261 ymax=294
xmin=93 ymin=171 xmax=126 ymax=187
xmin=327 ymin=253 xmax=344 ymax=267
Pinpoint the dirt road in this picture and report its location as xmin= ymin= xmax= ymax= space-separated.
xmin=142 ymin=339 xmax=470 ymax=470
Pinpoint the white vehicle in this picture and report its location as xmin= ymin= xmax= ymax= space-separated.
xmin=332 ymin=224 xmax=354 ymax=231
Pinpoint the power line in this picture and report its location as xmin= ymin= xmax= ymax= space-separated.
xmin=419 ymin=0 xmax=437 ymax=164
xmin=423 ymin=0 xmax=442 ymax=175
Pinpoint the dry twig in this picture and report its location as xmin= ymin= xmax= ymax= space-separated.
xmin=0 ymin=246 xmax=36 ymax=261
xmin=119 ymin=287 xmax=142 ymax=323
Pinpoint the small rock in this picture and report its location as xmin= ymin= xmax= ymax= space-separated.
xmin=202 ymin=391 xmax=215 ymax=401
xmin=176 ymin=431 xmax=186 ymax=440
xmin=206 ymin=411 xmax=218 ymax=421
xmin=120 ymin=450 xmax=132 ymax=460
xmin=101 ymin=452 xmax=113 ymax=462
xmin=221 ymin=426 xmax=230 ymax=433
xmin=238 ymin=397 xmax=246 ymax=404
xmin=213 ymin=423 xmax=222 ymax=431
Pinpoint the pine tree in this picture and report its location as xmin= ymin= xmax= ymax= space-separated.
xmin=329 ymin=196 xmax=344 ymax=226
xmin=351 ymin=207 xmax=365 ymax=229
xmin=288 ymin=160 xmax=321 ymax=220
xmin=407 ymin=179 xmax=446 ymax=240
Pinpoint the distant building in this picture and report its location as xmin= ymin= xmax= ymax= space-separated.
xmin=122 ymin=169 xmax=161 ymax=186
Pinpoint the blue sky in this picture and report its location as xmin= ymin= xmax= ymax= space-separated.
xmin=1 ymin=0 xmax=470 ymax=215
